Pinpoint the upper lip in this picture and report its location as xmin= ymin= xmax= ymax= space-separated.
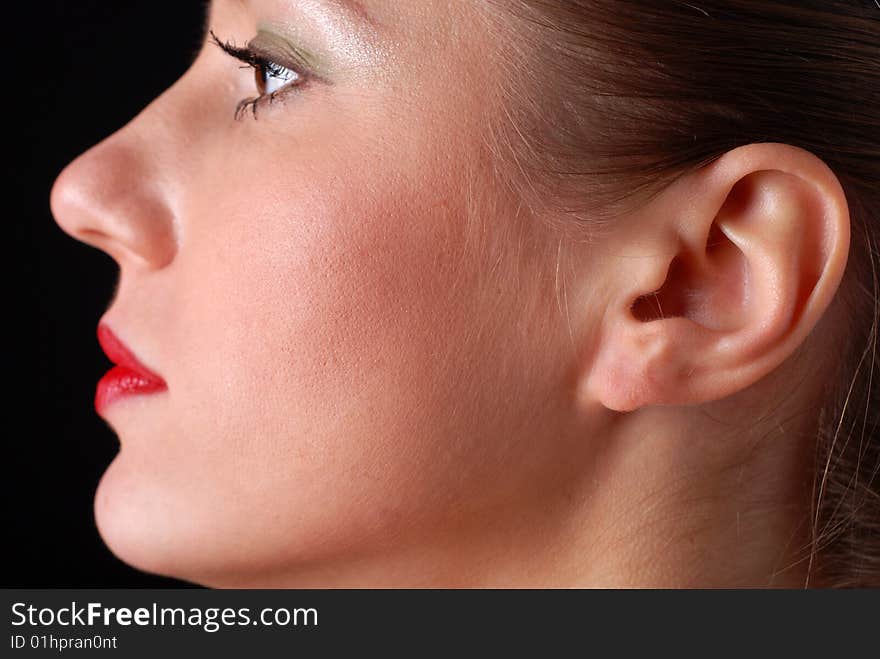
xmin=97 ymin=323 xmax=166 ymax=385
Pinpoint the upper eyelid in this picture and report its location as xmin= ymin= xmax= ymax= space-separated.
xmin=209 ymin=30 xmax=275 ymax=69
xmin=209 ymin=30 xmax=334 ymax=86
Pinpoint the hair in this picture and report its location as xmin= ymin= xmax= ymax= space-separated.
xmin=480 ymin=0 xmax=880 ymax=587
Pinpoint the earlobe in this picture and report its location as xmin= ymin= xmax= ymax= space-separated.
xmin=583 ymin=143 xmax=851 ymax=413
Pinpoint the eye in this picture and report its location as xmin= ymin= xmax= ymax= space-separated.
xmin=256 ymin=59 xmax=300 ymax=96
xmin=209 ymin=30 xmax=310 ymax=120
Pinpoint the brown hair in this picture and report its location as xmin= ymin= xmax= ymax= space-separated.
xmin=481 ymin=0 xmax=880 ymax=586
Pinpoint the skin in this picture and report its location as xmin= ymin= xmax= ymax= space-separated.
xmin=50 ymin=0 xmax=851 ymax=587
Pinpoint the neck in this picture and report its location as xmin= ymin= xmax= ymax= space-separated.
xmin=539 ymin=399 xmax=814 ymax=588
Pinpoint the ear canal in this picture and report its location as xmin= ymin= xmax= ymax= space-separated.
xmin=630 ymin=221 xmax=747 ymax=332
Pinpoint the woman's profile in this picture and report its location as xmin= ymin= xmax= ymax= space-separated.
xmin=49 ymin=0 xmax=879 ymax=588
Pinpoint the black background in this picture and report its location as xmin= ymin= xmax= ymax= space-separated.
xmin=8 ymin=2 xmax=209 ymax=587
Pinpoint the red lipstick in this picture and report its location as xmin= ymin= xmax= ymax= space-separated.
xmin=95 ymin=324 xmax=167 ymax=413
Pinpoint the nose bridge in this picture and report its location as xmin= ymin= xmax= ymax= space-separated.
xmin=50 ymin=98 xmax=179 ymax=270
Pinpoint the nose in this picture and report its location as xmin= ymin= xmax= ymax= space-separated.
xmin=50 ymin=122 xmax=178 ymax=270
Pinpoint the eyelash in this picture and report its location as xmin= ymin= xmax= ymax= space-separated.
xmin=209 ymin=30 xmax=308 ymax=120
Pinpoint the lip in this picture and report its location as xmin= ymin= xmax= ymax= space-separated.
xmin=95 ymin=323 xmax=167 ymax=414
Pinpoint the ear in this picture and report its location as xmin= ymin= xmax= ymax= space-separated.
xmin=583 ymin=143 xmax=851 ymax=413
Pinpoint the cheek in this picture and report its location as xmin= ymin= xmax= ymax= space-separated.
xmin=98 ymin=139 xmax=542 ymax=579
xmin=188 ymin=149 xmax=483 ymax=444
xmin=194 ymin=181 xmax=467 ymax=457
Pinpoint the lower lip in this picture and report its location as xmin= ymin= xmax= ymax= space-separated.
xmin=95 ymin=365 xmax=167 ymax=413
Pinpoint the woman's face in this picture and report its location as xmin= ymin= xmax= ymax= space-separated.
xmin=51 ymin=0 xmax=592 ymax=585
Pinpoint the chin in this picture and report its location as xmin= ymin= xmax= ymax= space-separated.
xmin=92 ymin=454 xmax=263 ymax=586
xmin=93 ymin=455 xmax=194 ymax=582
xmin=92 ymin=451 xmax=354 ymax=588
